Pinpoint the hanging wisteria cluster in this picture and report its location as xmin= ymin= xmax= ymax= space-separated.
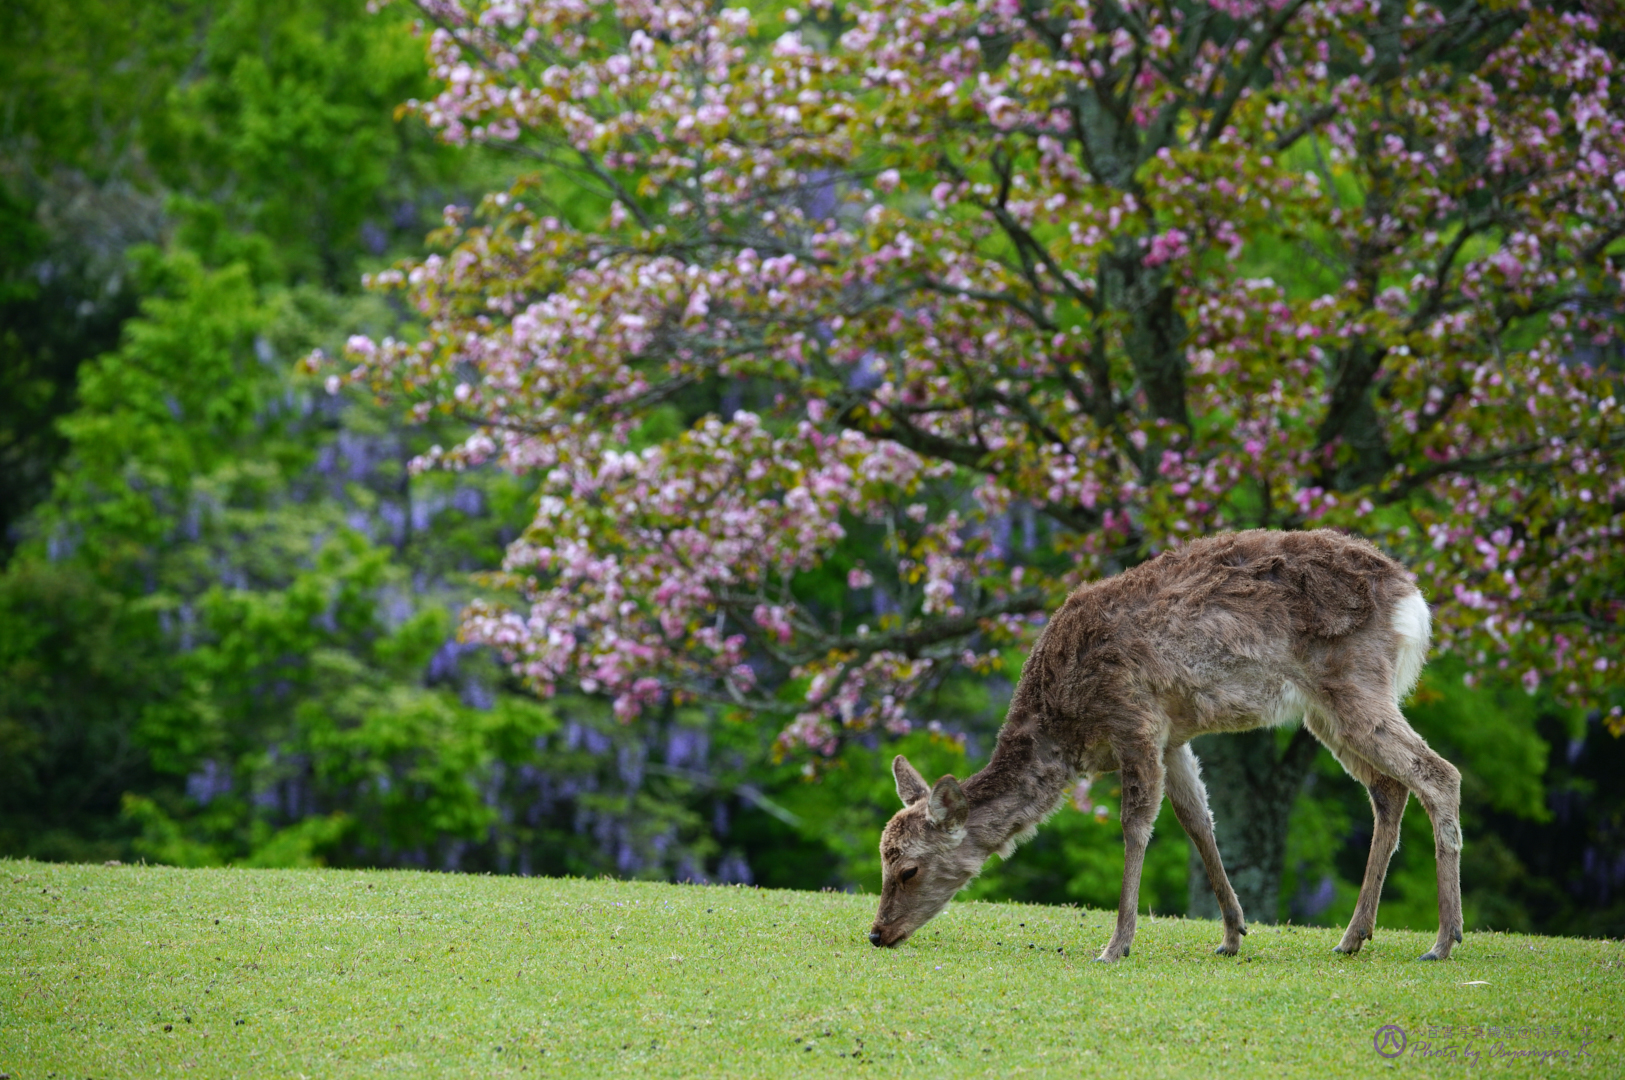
xmin=324 ymin=0 xmax=1625 ymax=746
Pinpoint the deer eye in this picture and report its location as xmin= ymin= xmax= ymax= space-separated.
xmin=899 ymin=866 xmax=918 ymax=882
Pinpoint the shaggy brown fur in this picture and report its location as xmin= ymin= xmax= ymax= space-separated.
xmin=870 ymin=529 xmax=1464 ymax=962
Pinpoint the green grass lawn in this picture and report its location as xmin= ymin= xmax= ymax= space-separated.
xmin=1 ymin=859 xmax=1620 ymax=1078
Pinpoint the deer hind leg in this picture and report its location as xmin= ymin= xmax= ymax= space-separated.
xmin=1098 ymin=738 xmax=1165 ymax=963
xmin=1318 ymin=692 xmax=1463 ymax=961
xmin=1163 ymin=742 xmax=1247 ymax=956
xmin=1307 ymin=714 xmax=1409 ymax=955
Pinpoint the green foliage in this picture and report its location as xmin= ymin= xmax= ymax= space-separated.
xmin=0 ymin=0 xmax=478 ymax=551
xmin=0 ymin=183 xmax=140 ymax=554
xmin=1279 ymin=762 xmax=1361 ymax=927
xmin=1 ymin=234 xmax=743 ymax=882
xmin=146 ymin=0 xmax=461 ymax=287
xmin=1407 ymin=658 xmax=1557 ymax=823
xmin=3 ymin=239 xmax=533 ymax=869
xmin=2 ymin=0 xmax=469 ymax=288
xmin=0 ymin=561 xmax=164 ymax=862
xmin=53 ymin=251 xmax=274 ymax=548
xmin=0 ymin=0 xmax=199 ymax=180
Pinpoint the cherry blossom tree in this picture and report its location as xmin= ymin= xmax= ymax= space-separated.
xmin=328 ymin=0 xmax=1625 ymax=914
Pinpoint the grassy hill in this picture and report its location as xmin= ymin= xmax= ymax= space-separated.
xmin=1 ymin=859 xmax=1619 ymax=1077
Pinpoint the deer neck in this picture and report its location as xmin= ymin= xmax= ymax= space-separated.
xmin=962 ymin=723 xmax=1073 ymax=858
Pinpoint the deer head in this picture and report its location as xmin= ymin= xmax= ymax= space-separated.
xmin=868 ymin=754 xmax=985 ymax=947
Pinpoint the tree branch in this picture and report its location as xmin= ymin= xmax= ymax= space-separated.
xmin=1202 ymin=0 xmax=1312 ymax=148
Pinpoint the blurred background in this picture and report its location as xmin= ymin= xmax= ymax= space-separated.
xmin=1 ymin=0 xmax=1620 ymax=940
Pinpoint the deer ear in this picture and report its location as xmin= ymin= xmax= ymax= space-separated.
xmin=927 ymin=775 xmax=969 ymax=830
xmin=893 ymin=755 xmax=929 ymax=806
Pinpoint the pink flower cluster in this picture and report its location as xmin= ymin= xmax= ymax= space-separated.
xmin=332 ymin=0 xmax=1625 ymax=745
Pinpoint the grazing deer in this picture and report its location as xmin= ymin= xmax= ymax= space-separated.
xmin=869 ymin=529 xmax=1463 ymax=962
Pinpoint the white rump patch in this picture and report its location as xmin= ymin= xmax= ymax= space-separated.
xmin=1391 ymin=590 xmax=1432 ymax=704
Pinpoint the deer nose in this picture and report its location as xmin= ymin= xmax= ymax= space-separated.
xmin=869 ymin=930 xmax=884 ymax=947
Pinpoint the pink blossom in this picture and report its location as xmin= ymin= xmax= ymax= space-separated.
xmin=324 ymin=0 xmax=1625 ymax=748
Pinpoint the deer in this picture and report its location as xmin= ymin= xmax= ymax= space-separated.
xmin=869 ymin=528 xmax=1463 ymax=963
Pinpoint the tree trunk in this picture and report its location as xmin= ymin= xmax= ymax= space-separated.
xmin=1185 ymin=727 xmax=1320 ymax=924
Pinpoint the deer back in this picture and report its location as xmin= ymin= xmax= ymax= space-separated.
xmin=1015 ymin=529 xmax=1420 ymax=756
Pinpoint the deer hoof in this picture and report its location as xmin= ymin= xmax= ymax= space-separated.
xmin=1418 ymin=950 xmax=1441 ymax=961
xmin=1334 ymin=927 xmax=1370 ymax=955
xmin=1214 ymin=944 xmax=1238 ymax=956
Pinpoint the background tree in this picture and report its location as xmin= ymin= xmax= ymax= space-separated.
xmin=3 ymin=0 xmax=1621 ymax=938
xmin=1 ymin=0 xmax=804 ymax=884
xmin=336 ymin=0 xmax=1625 ymax=922
xmin=0 ymin=0 xmax=465 ymax=553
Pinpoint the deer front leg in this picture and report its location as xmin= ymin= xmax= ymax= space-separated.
xmin=1098 ymin=743 xmax=1164 ymax=962
xmin=1163 ymin=743 xmax=1247 ymax=956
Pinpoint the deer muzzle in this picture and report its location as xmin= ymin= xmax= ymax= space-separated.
xmin=868 ymin=922 xmax=910 ymax=948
